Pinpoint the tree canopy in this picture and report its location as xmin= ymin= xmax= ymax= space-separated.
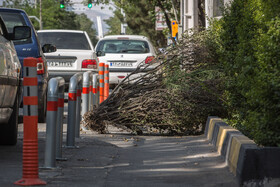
xmin=88 ymin=0 xmax=180 ymax=47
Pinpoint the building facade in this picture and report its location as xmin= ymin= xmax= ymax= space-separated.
xmin=180 ymin=0 xmax=232 ymax=33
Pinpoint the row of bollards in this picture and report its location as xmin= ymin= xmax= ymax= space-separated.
xmin=15 ymin=60 xmax=109 ymax=186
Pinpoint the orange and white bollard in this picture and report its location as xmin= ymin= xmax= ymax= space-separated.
xmin=104 ymin=63 xmax=109 ymax=100
xmin=14 ymin=57 xmax=46 ymax=186
xmin=99 ymin=62 xmax=105 ymax=103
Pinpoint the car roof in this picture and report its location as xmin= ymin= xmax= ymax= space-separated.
xmin=101 ymin=35 xmax=149 ymax=41
xmin=37 ymin=30 xmax=85 ymax=33
xmin=0 ymin=8 xmax=27 ymax=13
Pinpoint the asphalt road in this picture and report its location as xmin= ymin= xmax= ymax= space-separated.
xmin=0 ymin=121 xmax=239 ymax=187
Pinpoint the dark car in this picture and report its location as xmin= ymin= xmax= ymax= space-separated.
xmin=0 ymin=8 xmax=52 ymax=122
xmin=0 ymin=16 xmax=31 ymax=145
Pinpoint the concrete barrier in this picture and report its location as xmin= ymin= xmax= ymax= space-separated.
xmin=205 ymin=116 xmax=280 ymax=186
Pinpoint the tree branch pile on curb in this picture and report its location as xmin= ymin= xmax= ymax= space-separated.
xmin=83 ymin=31 xmax=227 ymax=135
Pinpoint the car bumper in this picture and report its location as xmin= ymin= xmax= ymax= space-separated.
xmin=108 ymin=65 xmax=156 ymax=85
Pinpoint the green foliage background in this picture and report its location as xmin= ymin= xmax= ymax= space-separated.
xmin=211 ymin=0 xmax=280 ymax=146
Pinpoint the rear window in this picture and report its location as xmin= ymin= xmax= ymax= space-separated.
xmin=96 ymin=40 xmax=150 ymax=54
xmin=0 ymin=12 xmax=32 ymax=45
xmin=38 ymin=32 xmax=91 ymax=50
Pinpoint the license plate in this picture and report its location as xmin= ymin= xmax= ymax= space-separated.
xmin=47 ymin=61 xmax=73 ymax=67
xmin=110 ymin=62 xmax=133 ymax=67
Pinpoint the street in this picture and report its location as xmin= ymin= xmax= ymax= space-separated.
xmin=0 ymin=122 xmax=239 ymax=187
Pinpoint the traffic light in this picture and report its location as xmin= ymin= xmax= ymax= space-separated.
xmin=88 ymin=0 xmax=93 ymax=8
xmin=60 ymin=0 xmax=65 ymax=8
xmin=171 ymin=20 xmax=178 ymax=38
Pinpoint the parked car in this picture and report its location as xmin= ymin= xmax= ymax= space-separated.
xmin=0 ymin=16 xmax=31 ymax=145
xmin=0 ymin=8 xmax=54 ymax=123
xmin=37 ymin=29 xmax=98 ymax=87
xmin=95 ymin=35 xmax=156 ymax=87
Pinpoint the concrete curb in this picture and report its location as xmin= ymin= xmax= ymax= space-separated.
xmin=205 ymin=116 xmax=280 ymax=186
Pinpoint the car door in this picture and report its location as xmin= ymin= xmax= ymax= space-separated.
xmin=0 ymin=44 xmax=7 ymax=109
xmin=0 ymin=19 xmax=19 ymax=109
xmin=2 ymin=41 xmax=19 ymax=108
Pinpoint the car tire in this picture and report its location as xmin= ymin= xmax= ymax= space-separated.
xmin=38 ymin=91 xmax=47 ymax=123
xmin=0 ymin=93 xmax=19 ymax=145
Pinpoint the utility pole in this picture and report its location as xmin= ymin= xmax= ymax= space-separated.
xmin=120 ymin=0 xmax=127 ymax=34
xmin=120 ymin=8 xmax=126 ymax=34
xmin=39 ymin=0 xmax=43 ymax=30
xmin=171 ymin=0 xmax=179 ymax=23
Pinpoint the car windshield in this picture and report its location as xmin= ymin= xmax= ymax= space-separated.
xmin=38 ymin=32 xmax=91 ymax=50
xmin=0 ymin=12 xmax=32 ymax=45
xmin=96 ymin=40 xmax=150 ymax=54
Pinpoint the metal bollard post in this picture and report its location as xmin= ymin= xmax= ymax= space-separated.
xmin=82 ymin=71 xmax=92 ymax=116
xmin=44 ymin=77 xmax=65 ymax=168
xmin=89 ymin=79 xmax=93 ymax=110
xmin=75 ymin=84 xmax=82 ymax=138
xmin=14 ymin=57 xmax=46 ymax=186
xmin=104 ymin=63 xmax=109 ymax=100
xmin=92 ymin=74 xmax=99 ymax=108
xmin=55 ymin=79 xmax=65 ymax=160
xmin=99 ymin=62 xmax=105 ymax=103
xmin=66 ymin=73 xmax=83 ymax=147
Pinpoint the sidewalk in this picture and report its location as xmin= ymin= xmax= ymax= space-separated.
xmin=0 ymin=123 xmax=239 ymax=187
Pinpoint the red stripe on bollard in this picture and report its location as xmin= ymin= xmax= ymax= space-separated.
xmin=77 ymin=89 xmax=82 ymax=97
xmin=23 ymin=57 xmax=37 ymax=67
xmin=58 ymin=98 xmax=64 ymax=108
xmin=23 ymin=96 xmax=38 ymax=105
xmin=68 ymin=93 xmax=77 ymax=101
xmin=47 ymin=101 xmax=58 ymax=111
xmin=23 ymin=77 xmax=38 ymax=86
xmin=92 ymin=88 xmax=97 ymax=94
xmin=82 ymin=87 xmax=89 ymax=94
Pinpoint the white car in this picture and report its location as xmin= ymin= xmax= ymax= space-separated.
xmin=37 ymin=30 xmax=98 ymax=86
xmin=95 ymin=35 xmax=157 ymax=87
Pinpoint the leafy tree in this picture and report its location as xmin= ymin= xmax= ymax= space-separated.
xmin=75 ymin=13 xmax=98 ymax=45
xmin=89 ymin=0 xmax=180 ymax=47
xmin=212 ymin=0 xmax=280 ymax=146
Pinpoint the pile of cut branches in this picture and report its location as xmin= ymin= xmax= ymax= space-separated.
xmin=83 ymin=30 xmax=227 ymax=135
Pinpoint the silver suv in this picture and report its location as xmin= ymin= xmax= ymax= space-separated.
xmin=0 ymin=17 xmax=31 ymax=145
xmin=37 ymin=30 xmax=98 ymax=87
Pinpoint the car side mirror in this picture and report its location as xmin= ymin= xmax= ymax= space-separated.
xmin=96 ymin=51 xmax=105 ymax=57
xmin=42 ymin=44 xmax=57 ymax=53
xmin=13 ymin=26 xmax=31 ymax=40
